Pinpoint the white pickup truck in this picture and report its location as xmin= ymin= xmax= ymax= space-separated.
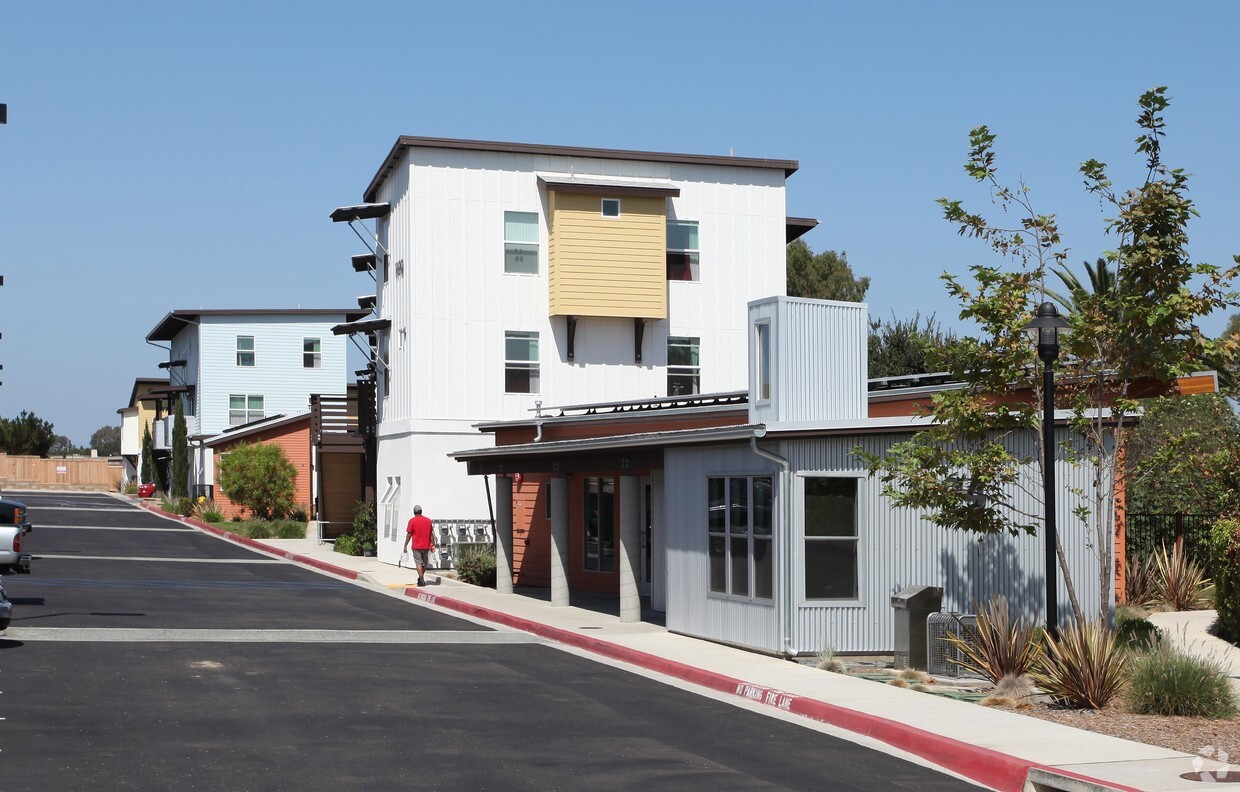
xmin=0 ymin=497 xmax=32 ymax=576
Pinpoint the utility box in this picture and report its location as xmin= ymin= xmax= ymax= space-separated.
xmin=891 ymin=585 xmax=943 ymax=670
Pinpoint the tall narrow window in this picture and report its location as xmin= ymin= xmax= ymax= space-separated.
xmin=303 ymin=338 xmax=321 ymax=369
xmin=667 ymin=336 xmax=700 ymax=396
xmin=583 ymin=476 xmax=615 ymax=572
xmin=667 ymin=220 xmax=700 ymax=281
xmin=236 ymin=336 xmax=255 ymax=367
xmin=707 ymin=475 xmax=773 ymax=599
xmin=504 ymin=211 xmax=539 ymax=274
xmin=804 ymin=477 xmax=860 ymax=600
xmin=379 ymin=331 xmax=390 ymax=398
xmin=505 ymin=331 xmax=540 ymax=394
xmin=755 ymin=322 xmax=771 ymax=402
xmin=228 ymin=394 xmax=264 ymax=426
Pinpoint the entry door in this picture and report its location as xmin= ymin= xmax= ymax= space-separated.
xmin=640 ymin=478 xmax=652 ymax=597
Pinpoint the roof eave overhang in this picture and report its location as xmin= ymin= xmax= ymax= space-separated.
xmin=785 ymin=217 xmax=819 ymax=244
xmin=330 ymin=203 xmax=391 ymax=223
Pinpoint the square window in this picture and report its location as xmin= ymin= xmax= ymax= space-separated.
xmin=601 ymin=198 xmax=621 ymax=217
xmin=504 ymin=211 xmax=539 ymax=274
xmin=236 ymin=336 xmax=255 ymax=367
xmin=667 ymin=336 xmax=700 ymax=396
xmin=504 ymin=331 xmax=540 ymax=394
xmin=667 ymin=220 xmax=699 ymax=281
xmin=303 ymin=338 xmax=321 ymax=369
xmin=229 ymin=394 xmax=264 ymax=426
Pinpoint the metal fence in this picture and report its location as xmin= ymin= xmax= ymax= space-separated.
xmin=1126 ymin=513 xmax=1216 ymax=572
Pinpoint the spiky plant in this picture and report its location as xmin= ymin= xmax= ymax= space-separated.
xmin=1030 ymin=619 xmax=1128 ymax=709
xmin=944 ymin=595 xmax=1041 ymax=683
xmin=815 ymin=643 xmax=845 ymax=673
xmin=1124 ymin=554 xmax=1158 ymax=609
xmin=1152 ymin=544 xmax=1213 ymax=611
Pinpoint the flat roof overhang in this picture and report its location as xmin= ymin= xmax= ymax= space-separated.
xmin=147 ymin=309 xmax=368 ymax=341
xmin=330 ymin=203 xmax=391 ymax=223
xmin=332 ymin=317 xmax=391 ymax=336
xmin=786 ymin=217 xmax=819 ymax=243
xmin=537 ymin=175 xmax=680 ymax=198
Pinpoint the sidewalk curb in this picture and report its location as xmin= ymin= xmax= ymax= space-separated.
xmin=133 ymin=499 xmax=1137 ymax=792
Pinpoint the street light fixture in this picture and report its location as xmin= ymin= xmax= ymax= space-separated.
xmin=1024 ymin=301 xmax=1071 ymax=638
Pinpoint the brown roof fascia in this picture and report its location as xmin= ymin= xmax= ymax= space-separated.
xmin=786 ymin=217 xmax=819 ymax=244
xmin=363 ymin=136 xmax=800 ymax=203
xmin=147 ymin=309 xmax=369 ymax=341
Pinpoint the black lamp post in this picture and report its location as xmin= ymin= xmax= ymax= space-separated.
xmin=1024 ymin=301 xmax=1071 ymax=638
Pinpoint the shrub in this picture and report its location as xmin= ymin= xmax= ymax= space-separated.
xmin=352 ymin=501 xmax=376 ymax=555
xmin=1211 ymin=518 xmax=1240 ymax=642
xmin=456 ymin=544 xmax=497 ymax=587
xmin=194 ymin=498 xmax=224 ymax=523
xmin=1152 ymin=543 xmax=1213 ymax=611
xmin=124 ymin=483 xmax=139 ymax=495
xmin=1115 ymin=606 xmax=1163 ymax=653
xmin=334 ymin=533 xmax=361 ymax=556
xmin=1125 ymin=554 xmax=1158 ymax=609
xmin=1125 ymin=645 xmax=1237 ymax=718
xmin=945 ymin=595 xmax=1041 ymax=683
xmin=217 ymin=442 xmax=297 ymax=520
xmin=290 ymin=506 xmax=309 ymax=523
xmin=1029 ymin=619 xmax=1128 ymax=709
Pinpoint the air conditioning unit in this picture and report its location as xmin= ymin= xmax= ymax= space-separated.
xmin=927 ymin=612 xmax=981 ymax=678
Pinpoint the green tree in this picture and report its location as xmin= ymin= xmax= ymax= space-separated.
xmin=51 ymin=435 xmax=78 ymax=456
xmin=171 ymin=400 xmax=189 ymax=498
xmin=90 ymin=426 xmax=121 ymax=456
xmin=140 ymin=422 xmax=155 ymax=485
xmin=786 ymin=240 xmax=869 ymax=301
xmin=867 ymin=312 xmax=963 ymax=378
xmin=858 ymin=87 xmax=1238 ymax=622
xmin=0 ymin=411 xmax=57 ymax=457
xmin=217 ymin=442 xmax=296 ymax=520
xmin=1125 ymin=394 xmax=1240 ymax=517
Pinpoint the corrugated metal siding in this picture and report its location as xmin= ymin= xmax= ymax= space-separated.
xmin=664 ymin=445 xmax=781 ymax=652
xmin=774 ymin=298 xmax=867 ymax=424
xmin=663 ymin=430 xmax=1111 ymax=655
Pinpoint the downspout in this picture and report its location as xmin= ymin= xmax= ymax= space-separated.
xmin=751 ymin=429 xmax=795 ymax=658
xmin=534 ymin=400 xmax=544 ymax=443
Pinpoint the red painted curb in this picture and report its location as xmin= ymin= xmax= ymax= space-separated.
xmin=402 ymin=588 xmax=1140 ymax=792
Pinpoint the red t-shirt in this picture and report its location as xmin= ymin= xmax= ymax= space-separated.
xmin=406 ymin=514 xmax=434 ymax=550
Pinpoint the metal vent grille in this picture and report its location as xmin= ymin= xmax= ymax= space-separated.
xmin=927 ymin=613 xmax=980 ymax=678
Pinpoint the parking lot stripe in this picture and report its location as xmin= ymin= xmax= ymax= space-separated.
xmin=35 ymin=525 xmax=194 ymax=532
xmin=4 ymin=627 xmax=539 ymax=644
xmin=36 ymin=554 xmax=283 ymax=564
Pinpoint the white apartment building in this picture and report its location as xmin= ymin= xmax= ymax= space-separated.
xmin=332 ymin=137 xmax=815 ymax=564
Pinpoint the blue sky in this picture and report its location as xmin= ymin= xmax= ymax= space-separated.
xmin=3 ymin=2 xmax=1240 ymax=444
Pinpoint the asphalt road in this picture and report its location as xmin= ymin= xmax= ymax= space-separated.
xmin=0 ymin=492 xmax=980 ymax=791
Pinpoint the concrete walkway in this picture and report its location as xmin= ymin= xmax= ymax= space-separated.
xmin=157 ymin=510 xmax=1240 ymax=791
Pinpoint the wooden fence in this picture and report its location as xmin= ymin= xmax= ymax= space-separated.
xmin=0 ymin=452 xmax=121 ymax=491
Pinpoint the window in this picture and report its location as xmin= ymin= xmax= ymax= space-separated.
xmin=303 ymin=338 xmax=321 ymax=369
xmin=667 ymin=220 xmax=699 ymax=281
xmin=601 ymin=198 xmax=621 ymax=217
xmin=228 ymin=394 xmax=264 ymax=426
xmin=504 ymin=331 xmax=540 ymax=394
xmin=583 ymin=477 xmax=615 ymax=572
xmin=803 ymin=477 xmax=859 ymax=600
xmin=667 ymin=336 xmax=700 ymax=396
xmin=504 ymin=211 xmax=539 ymax=274
xmin=236 ymin=336 xmax=255 ymax=367
xmin=380 ymin=477 xmax=401 ymax=541
xmin=755 ymin=322 xmax=771 ymax=402
xmin=707 ymin=476 xmax=773 ymax=599
xmin=379 ymin=331 xmax=390 ymax=398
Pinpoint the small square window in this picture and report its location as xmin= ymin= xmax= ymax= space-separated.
xmin=303 ymin=338 xmax=321 ymax=369
xmin=601 ymin=198 xmax=621 ymax=217
xmin=236 ymin=336 xmax=255 ymax=367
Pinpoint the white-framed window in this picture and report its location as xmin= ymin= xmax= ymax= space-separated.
xmin=601 ymin=198 xmax=621 ymax=217
xmin=803 ymin=476 xmax=860 ymax=600
xmin=236 ymin=336 xmax=255 ymax=367
xmin=707 ymin=476 xmax=773 ymax=599
xmin=504 ymin=331 xmax=540 ymax=394
xmin=303 ymin=338 xmax=321 ymax=369
xmin=667 ymin=220 xmax=700 ymax=281
xmin=228 ymin=394 xmax=264 ymax=426
xmin=668 ymin=336 xmax=700 ymax=396
xmin=504 ymin=211 xmax=539 ymax=274
xmin=755 ymin=322 xmax=771 ymax=402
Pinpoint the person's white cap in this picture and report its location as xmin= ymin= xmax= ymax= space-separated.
xmin=413 ymin=505 xmax=423 ymax=514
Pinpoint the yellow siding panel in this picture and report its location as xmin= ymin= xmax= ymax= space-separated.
xmin=548 ymin=191 xmax=667 ymax=319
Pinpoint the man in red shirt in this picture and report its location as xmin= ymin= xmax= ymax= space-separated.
xmin=402 ymin=504 xmax=436 ymax=586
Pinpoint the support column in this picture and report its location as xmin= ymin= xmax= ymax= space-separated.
xmin=495 ymin=475 xmax=514 ymax=595
xmin=549 ymin=476 xmax=570 ymax=607
xmin=619 ymin=474 xmax=641 ymax=623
